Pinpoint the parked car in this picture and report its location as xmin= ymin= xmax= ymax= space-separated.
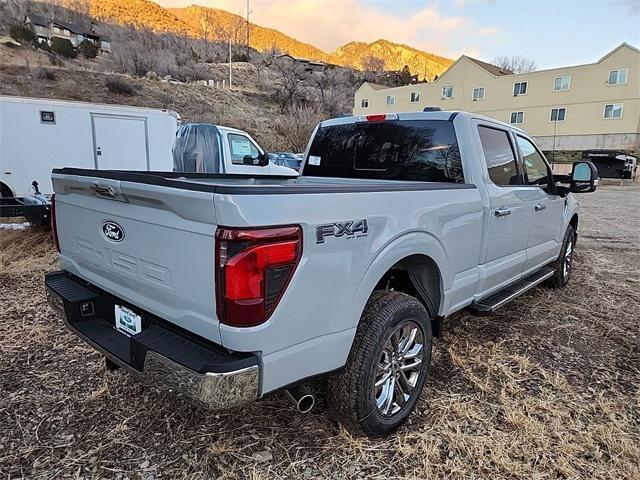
xmin=269 ymin=152 xmax=303 ymax=172
xmin=45 ymin=111 xmax=597 ymax=437
xmin=174 ymin=124 xmax=298 ymax=176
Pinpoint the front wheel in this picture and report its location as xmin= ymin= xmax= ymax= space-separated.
xmin=328 ymin=290 xmax=433 ymax=437
xmin=547 ymin=225 xmax=576 ymax=288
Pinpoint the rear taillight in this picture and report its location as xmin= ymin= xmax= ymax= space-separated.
xmin=215 ymin=225 xmax=302 ymax=327
xmin=50 ymin=193 xmax=60 ymax=253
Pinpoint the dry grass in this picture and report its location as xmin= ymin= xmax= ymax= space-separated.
xmin=1 ymin=186 xmax=639 ymax=479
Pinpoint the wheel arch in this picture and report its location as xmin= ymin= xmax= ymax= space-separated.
xmin=0 ymin=181 xmax=15 ymax=198
xmin=348 ymin=231 xmax=449 ymax=336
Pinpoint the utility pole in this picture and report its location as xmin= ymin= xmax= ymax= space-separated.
xmin=246 ymin=0 xmax=252 ymax=58
xmin=228 ymin=37 xmax=232 ymax=90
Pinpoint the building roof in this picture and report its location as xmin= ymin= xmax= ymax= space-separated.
xmin=26 ymin=12 xmax=108 ymax=40
xmin=366 ymin=82 xmax=389 ymax=90
xmin=466 ymin=56 xmax=513 ymax=76
xmin=27 ymin=13 xmax=48 ymax=27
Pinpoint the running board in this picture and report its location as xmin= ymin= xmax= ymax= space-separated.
xmin=467 ymin=267 xmax=555 ymax=316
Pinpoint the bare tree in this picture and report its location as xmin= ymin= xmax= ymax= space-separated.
xmin=7 ymin=0 xmax=31 ymax=23
xmin=274 ymin=104 xmax=326 ymax=152
xmin=272 ymin=58 xmax=307 ymax=112
xmin=41 ymin=0 xmax=60 ymax=22
xmin=67 ymin=0 xmax=90 ymax=20
xmin=361 ymin=55 xmax=385 ymax=73
xmin=311 ymin=69 xmax=354 ymax=117
xmin=491 ymin=55 xmax=536 ymax=74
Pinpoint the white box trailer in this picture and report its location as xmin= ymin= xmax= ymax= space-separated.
xmin=0 ymin=95 xmax=180 ymax=198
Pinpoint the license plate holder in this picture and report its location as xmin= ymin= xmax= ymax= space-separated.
xmin=114 ymin=304 xmax=142 ymax=336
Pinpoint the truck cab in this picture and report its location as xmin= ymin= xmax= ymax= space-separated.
xmin=172 ymin=123 xmax=298 ymax=176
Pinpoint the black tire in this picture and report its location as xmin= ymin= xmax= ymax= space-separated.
xmin=328 ymin=290 xmax=433 ymax=437
xmin=547 ymin=225 xmax=576 ymax=288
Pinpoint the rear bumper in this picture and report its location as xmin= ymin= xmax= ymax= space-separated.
xmin=44 ymin=271 xmax=259 ymax=409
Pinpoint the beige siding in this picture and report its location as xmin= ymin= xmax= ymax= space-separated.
xmin=353 ymin=44 xmax=640 ymax=150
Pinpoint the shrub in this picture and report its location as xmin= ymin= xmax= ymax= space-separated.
xmin=50 ymin=38 xmax=77 ymax=59
xmin=9 ymin=24 xmax=36 ymax=44
xmin=274 ymin=104 xmax=326 ymax=152
xmin=78 ymin=40 xmax=98 ymax=59
xmin=34 ymin=67 xmax=56 ymax=81
xmin=105 ymin=78 xmax=135 ymax=95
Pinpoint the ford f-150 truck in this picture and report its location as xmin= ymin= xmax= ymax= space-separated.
xmin=45 ymin=111 xmax=597 ymax=437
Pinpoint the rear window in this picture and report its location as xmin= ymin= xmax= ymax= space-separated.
xmin=304 ymin=120 xmax=464 ymax=183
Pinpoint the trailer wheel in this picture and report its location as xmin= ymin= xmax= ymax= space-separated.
xmin=328 ymin=290 xmax=432 ymax=437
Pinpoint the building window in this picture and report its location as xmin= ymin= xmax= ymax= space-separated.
xmin=553 ymin=75 xmax=571 ymax=91
xmin=513 ymin=81 xmax=528 ymax=96
xmin=607 ymin=68 xmax=628 ymax=86
xmin=472 ymin=87 xmax=485 ymax=101
xmin=386 ymin=95 xmax=395 ymax=106
xmin=410 ymin=91 xmax=420 ymax=103
xmin=442 ymin=86 xmax=454 ymax=99
xmin=550 ymin=107 xmax=566 ymax=122
xmin=604 ymin=103 xmax=623 ymax=119
xmin=53 ymin=27 xmax=60 ymax=33
xmin=361 ymin=99 xmax=369 ymax=108
xmin=510 ymin=111 xmax=524 ymax=124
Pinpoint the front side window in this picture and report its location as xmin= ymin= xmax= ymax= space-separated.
xmin=305 ymin=120 xmax=464 ymax=183
xmin=510 ymin=111 xmax=524 ymax=124
xmin=361 ymin=98 xmax=369 ymax=108
xmin=227 ymin=133 xmax=260 ymax=165
xmin=442 ymin=86 xmax=454 ymax=99
xmin=478 ymin=126 xmax=520 ymax=186
xmin=553 ymin=75 xmax=571 ymax=91
xmin=472 ymin=87 xmax=485 ymax=101
xmin=410 ymin=91 xmax=420 ymax=103
xmin=513 ymin=81 xmax=528 ymax=96
xmin=608 ymin=68 xmax=628 ymax=86
xmin=604 ymin=103 xmax=623 ymax=119
xmin=386 ymin=95 xmax=395 ymax=106
xmin=550 ymin=107 xmax=566 ymax=122
xmin=517 ymin=136 xmax=550 ymax=187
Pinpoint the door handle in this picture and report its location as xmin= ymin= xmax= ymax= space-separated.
xmin=534 ymin=203 xmax=546 ymax=212
xmin=494 ymin=208 xmax=511 ymax=217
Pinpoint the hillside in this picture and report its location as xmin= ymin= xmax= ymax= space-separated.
xmin=332 ymin=39 xmax=452 ymax=80
xmin=74 ymin=0 xmax=452 ymax=78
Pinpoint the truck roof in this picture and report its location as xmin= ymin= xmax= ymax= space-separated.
xmin=320 ymin=110 xmax=527 ymax=136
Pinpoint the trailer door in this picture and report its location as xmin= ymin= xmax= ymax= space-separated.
xmin=92 ymin=114 xmax=149 ymax=170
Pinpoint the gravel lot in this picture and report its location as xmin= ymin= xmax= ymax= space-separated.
xmin=1 ymin=185 xmax=638 ymax=479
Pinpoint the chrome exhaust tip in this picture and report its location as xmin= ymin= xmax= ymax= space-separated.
xmin=285 ymin=386 xmax=315 ymax=413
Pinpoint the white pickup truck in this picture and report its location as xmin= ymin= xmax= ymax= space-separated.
xmin=45 ymin=111 xmax=597 ymax=437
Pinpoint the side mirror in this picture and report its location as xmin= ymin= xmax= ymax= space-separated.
xmin=258 ymin=151 xmax=270 ymax=167
xmin=570 ymin=160 xmax=598 ymax=193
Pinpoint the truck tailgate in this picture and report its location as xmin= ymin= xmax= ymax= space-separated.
xmin=52 ymin=173 xmax=222 ymax=343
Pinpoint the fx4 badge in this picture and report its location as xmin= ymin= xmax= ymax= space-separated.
xmin=316 ymin=219 xmax=368 ymax=244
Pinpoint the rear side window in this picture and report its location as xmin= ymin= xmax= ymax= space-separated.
xmin=478 ymin=126 xmax=520 ymax=186
xmin=304 ymin=120 xmax=464 ymax=183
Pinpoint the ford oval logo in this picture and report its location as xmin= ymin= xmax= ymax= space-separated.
xmin=102 ymin=221 xmax=125 ymax=242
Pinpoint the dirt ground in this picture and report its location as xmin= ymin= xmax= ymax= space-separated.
xmin=1 ymin=185 xmax=639 ymax=479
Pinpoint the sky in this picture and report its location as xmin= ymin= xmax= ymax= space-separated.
xmin=158 ymin=0 xmax=640 ymax=69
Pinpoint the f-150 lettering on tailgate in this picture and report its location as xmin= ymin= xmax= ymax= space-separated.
xmin=75 ymin=237 xmax=173 ymax=289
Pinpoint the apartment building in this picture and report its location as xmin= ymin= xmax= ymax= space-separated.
xmin=353 ymin=43 xmax=640 ymax=159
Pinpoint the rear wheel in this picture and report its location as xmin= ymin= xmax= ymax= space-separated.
xmin=547 ymin=225 xmax=576 ymax=288
xmin=328 ymin=290 xmax=433 ymax=437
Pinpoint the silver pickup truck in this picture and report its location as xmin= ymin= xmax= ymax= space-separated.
xmin=45 ymin=111 xmax=597 ymax=437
